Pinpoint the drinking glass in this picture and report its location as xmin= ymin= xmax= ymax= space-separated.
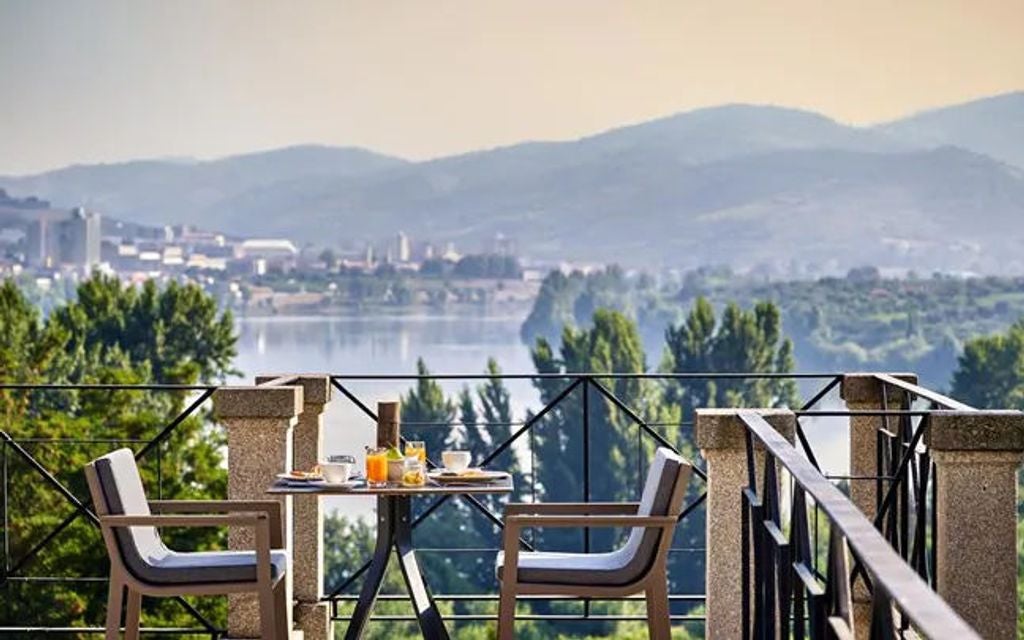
xmin=365 ymin=447 xmax=388 ymax=487
xmin=402 ymin=456 xmax=426 ymax=487
xmin=405 ymin=440 xmax=427 ymax=463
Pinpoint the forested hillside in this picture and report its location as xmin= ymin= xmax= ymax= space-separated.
xmin=521 ymin=267 xmax=1024 ymax=388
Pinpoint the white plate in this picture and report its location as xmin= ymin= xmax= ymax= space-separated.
xmin=276 ymin=472 xmax=323 ymax=483
xmin=427 ymin=469 xmax=509 ymax=483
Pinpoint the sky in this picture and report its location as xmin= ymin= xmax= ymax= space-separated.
xmin=1 ymin=0 xmax=1022 ymax=175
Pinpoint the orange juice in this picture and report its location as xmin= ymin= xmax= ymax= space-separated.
xmin=366 ymin=449 xmax=388 ymax=486
xmin=405 ymin=441 xmax=426 ymax=463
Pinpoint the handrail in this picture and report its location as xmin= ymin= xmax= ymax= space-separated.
xmin=330 ymin=372 xmax=841 ymax=380
xmin=873 ymin=373 xmax=974 ymax=411
xmin=739 ymin=410 xmax=979 ymax=639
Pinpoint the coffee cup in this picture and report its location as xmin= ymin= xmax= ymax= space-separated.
xmin=442 ymin=450 xmax=471 ymax=473
xmin=321 ymin=461 xmax=353 ymax=484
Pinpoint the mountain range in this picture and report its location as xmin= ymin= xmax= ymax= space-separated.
xmin=2 ymin=92 xmax=1022 ymax=273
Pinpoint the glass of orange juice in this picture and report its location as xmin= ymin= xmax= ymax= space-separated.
xmin=366 ymin=447 xmax=388 ymax=487
xmin=405 ymin=441 xmax=426 ymax=463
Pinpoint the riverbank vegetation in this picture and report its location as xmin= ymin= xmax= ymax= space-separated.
xmin=522 ymin=266 xmax=1024 ymax=388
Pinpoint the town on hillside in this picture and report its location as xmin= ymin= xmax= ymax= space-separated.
xmin=0 ymin=188 xmax=550 ymax=314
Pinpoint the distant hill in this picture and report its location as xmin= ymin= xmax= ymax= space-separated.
xmin=212 ymin=144 xmax=1023 ymax=272
xmin=877 ymin=92 xmax=1024 ymax=169
xmin=0 ymin=145 xmax=407 ymax=228
xmin=2 ymin=94 xmax=1022 ymax=273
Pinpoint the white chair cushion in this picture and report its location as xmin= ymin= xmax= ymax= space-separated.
xmin=496 ymin=447 xmax=684 ymax=586
xmin=93 ymin=448 xmax=287 ymax=586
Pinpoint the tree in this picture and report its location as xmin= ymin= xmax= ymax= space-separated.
xmin=47 ymin=275 xmax=237 ymax=384
xmin=318 ymin=248 xmax=337 ymax=269
xmin=0 ymin=276 xmax=237 ymax=630
xmin=663 ymin=297 xmax=799 ymax=416
xmin=400 ymin=358 xmax=456 ymax=458
xmin=447 ymin=360 xmax=530 ymax=591
xmin=519 ymin=270 xmax=585 ymax=344
xmin=528 ymin=310 xmax=681 ymax=636
xmin=950 ymin=319 xmax=1024 ymax=409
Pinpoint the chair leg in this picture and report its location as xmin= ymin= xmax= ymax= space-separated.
xmin=273 ymin=579 xmax=289 ymax=639
xmin=105 ymin=577 xmax=124 ymax=640
xmin=646 ymin=578 xmax=671 ymax=640
xmin=124 ymin=589 xmax=141 ymax=640
xmin=258 ymin=580 xmax=278 ymax=639
xmin=497 ymin=582 xmax=516 ymax=640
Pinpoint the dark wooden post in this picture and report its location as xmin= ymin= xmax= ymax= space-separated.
xmin=377 ymin=401 xmax=400 ymax=448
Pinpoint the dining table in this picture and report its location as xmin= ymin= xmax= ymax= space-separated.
xmin=268 ymin=473 xmax=514 ymax=640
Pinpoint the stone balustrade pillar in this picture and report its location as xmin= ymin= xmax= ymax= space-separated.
xmin=840 ymin=373 xmax=916 ymax=639
xmin=215 ymin=382 xmax=303 ymax=639
xmin=927 ymin=410 xmax=1024 ymax=640
xmin=257 ymin=375 xmax=334 ymax=640
xmin=695 ymin=408 xmax=795 ymax=640
xmin=840 ymin=373 xmax=917 ymax=520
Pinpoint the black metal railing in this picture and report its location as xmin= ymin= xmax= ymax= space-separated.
xmin=325 ymin=372 xmax=844 ymax=632
xmin=787 ymin=374 xmax=975 ymax=596
xmin=738 ymin=410 xmax=978 ymax=639
xmin=0 ymin=384 xmax=223 ymax=638
xmin=862 ymin=374 xmax=973 ymax=590
xmin=0 ymin=372 xmax=984 ymax=637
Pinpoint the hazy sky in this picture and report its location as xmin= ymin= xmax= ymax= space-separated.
xmin=1 ymin=0 xmax=1022 ymax=175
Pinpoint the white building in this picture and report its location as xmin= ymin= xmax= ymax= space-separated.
xmin=396 ymin=232 xmax=411 ymax=263
xmin=236 ymin=239 xmax=299 ymax=260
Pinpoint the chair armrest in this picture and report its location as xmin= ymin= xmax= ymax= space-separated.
xmin=504 ymin=502 xmax=639 ymax=516
xmin=101 ymin=513 xmax=267 ymax=528
xmin=149 ymin=500 xmax=283 ymax=547
xmin=505 ymin=514 xmax=678 ymax=529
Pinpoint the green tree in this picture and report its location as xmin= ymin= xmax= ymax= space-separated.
xmin=456 ymin=385 xmax=479 ymax=451
xmin=520 ymin=270 xmax=585 ymax=344
xmin=950 ymin=319 xmax=1024 ymax=409
xmin=948 ymin=322 xmax=1024 ymax=635
xmin=401 ymin=358 xmax=457 ymax=457
xmin=529 ymin=310 xmax=680 ymax=636
xmin=0 ymin=276 xmax=237 ymax=632
xmin=448 ymin=360 xmax=529 ymax=591
xmin=663 ymin=297 xmax=799 ymax=415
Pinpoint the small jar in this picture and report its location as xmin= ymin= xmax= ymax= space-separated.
xmin=401 ymin=456 xmax=426 ymax=487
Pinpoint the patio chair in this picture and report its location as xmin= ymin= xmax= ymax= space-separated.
xmin=496 ymin=447 xmax=691 ymax=640
xmin=84 ymin=448 xmax=288 ymax=640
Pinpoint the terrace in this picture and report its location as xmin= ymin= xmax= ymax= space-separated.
xmin=0 ymin=371 xmax=1020 ymax=638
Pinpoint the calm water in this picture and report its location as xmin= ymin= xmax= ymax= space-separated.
xmin=233 ymin=312 xmax=537 ymax=518
xmin=231 ymin=313 xmax=849 ymax=518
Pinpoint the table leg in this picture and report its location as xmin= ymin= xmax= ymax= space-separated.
xmin=344 ymin=496 xmax=394 ymax=640
xmin=394 ymin=497 xmax=451 ymax=640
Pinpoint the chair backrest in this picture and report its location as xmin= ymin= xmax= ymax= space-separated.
xmin=85 ymin=448 xmax=169 ymax=579
xmin=614 ymin=447 xmax=691 ymax=577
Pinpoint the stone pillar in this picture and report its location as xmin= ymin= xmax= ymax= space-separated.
xmin=840 ymin=373 xmax=916 ymax=638
xmin=840 ymin=373 xmax=917 ymax=520
xmin=257 ymin=375 xmax=334 ymax=640
xmin=695 ymin=408 xmax=795 ymax=640
xmin=215 ymin=383 xmax=303 ymax=639
xmin=927 ymin=410 xmax=1024 ymax=640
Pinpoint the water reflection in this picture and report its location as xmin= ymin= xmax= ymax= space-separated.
xmin=234 ymin=313 xmax=536 ymax=519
